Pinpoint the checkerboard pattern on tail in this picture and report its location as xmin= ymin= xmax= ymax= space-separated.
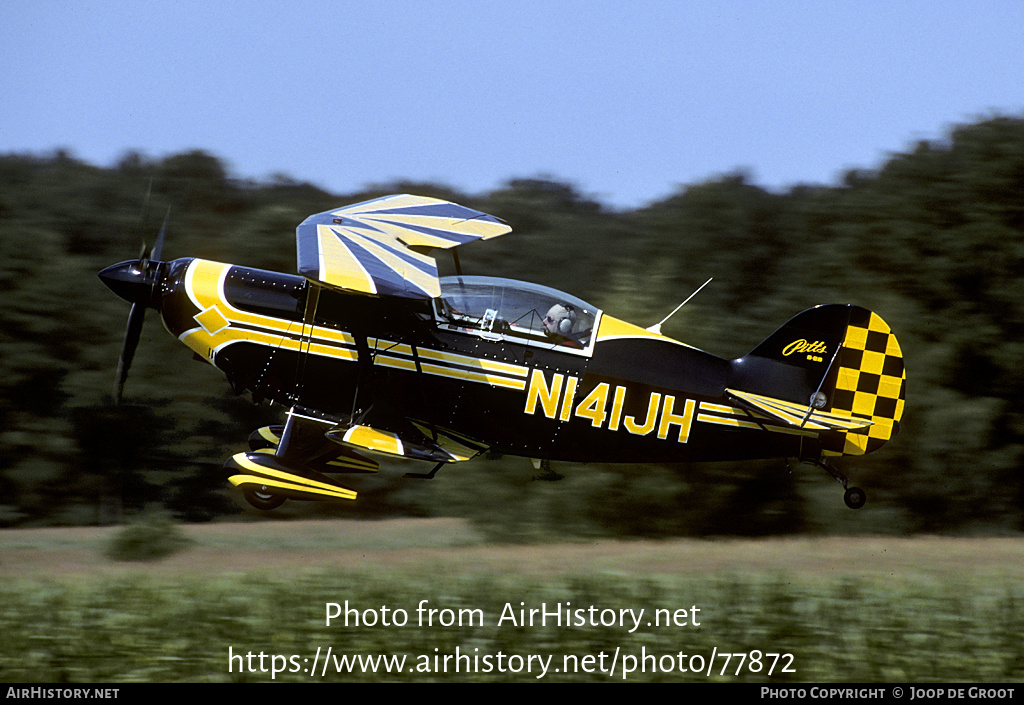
xmin=824 ymin=308 xmax=906 ymax=456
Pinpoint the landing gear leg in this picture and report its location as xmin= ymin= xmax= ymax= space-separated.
xmin=803 ymin=457 xmax=867 ymax=510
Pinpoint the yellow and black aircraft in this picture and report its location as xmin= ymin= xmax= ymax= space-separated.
xmin=99 ymin=195 xmax=906 ymax=511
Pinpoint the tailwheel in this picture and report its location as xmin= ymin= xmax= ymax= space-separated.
xmin=244 ymin=488 xmax=286 ymax=511
xmin=801 ymin=456 xmax=868 ymax=510
xmin=843 ymin=486 xmax=867 ymax=510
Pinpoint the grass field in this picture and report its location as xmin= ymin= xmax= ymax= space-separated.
xmin=2 ymin=518 xmax=1022 ymax=682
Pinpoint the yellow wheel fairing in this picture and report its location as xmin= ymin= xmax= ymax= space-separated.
xmin=228 ymin=473 xmax=357 ymax=501
xmin=227 ymin=452 xmax=358 ymax=501
xmin=178 ymin=259 xmax=359 ymax=365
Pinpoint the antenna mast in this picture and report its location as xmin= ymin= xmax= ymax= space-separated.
xmin=646 ymin=277 xmax=713 ymax=335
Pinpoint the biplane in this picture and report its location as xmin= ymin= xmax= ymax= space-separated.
xmin=99 ymin=195 xmax=906 ymax=511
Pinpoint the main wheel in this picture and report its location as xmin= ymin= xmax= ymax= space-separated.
xmin=843 ymin=486 xmax=866 ymax=510
xmin=244 ymin=488 xmax=286 ymax=511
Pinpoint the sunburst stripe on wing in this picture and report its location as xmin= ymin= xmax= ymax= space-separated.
xmin=297 ymin=195 xmax=511 ymax=299
xmin=332 ymin=223 xmax=437 ymax=273
xmin=337 ymin=197 xmax=509 ymax=239
xmin=367 ymin=218 xmax=485 ymax=249
xmin=316 ymin=224 xmax=377 ymax=294
xmin=341 ymin=426 xmax=405 ymax=457
xmin=348 ymin=197 xmax=500 ymax=220
xmin=337 ymin=212 xmax=481 ymax=244
xmin=325 ymin=225 xmax=437 ymax=298
xmin=320 ymin=226 xmax=405 ymax=295
xmin=431 ymin=426 xmax=489 ymax=453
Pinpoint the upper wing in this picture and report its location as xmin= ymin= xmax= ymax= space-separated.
xmin=296 ymin=194 xmax=511 ymax=299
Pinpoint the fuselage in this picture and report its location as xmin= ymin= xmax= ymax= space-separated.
xmin=121 ymin=256 xmax=820 ymax=464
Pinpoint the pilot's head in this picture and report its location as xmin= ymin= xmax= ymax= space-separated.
xmin=543 ymin=304 xmax=576 ymax=336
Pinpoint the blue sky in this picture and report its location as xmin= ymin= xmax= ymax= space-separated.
xmin=3 ymin=1 xmax=1023 ymax=209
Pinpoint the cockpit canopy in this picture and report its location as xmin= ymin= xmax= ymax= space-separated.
xmin=434 ymin=276 xmax=600 ymax=352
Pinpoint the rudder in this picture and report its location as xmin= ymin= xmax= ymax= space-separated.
xmin=822 ymin=307 xmax=906 ymax=456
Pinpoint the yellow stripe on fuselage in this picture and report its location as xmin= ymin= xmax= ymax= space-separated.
xmin=417 ymin=348 xmax=529 ymax=378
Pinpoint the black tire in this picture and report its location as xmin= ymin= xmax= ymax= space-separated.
xmin=844 ymin=486 xmax=866 ymax=510
xmin=244 ymin=488 xmax=286 ymax=511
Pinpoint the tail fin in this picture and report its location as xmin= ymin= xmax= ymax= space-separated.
xmin=730 ymin=305 xmax=906 ymax=456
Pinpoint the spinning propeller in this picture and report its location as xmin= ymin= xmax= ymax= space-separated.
xmin=98 ymin=207 xmax=170 ymax=403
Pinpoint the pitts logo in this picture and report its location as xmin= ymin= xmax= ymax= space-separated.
xmin=782 ymin=339 xmax=828 ymax=362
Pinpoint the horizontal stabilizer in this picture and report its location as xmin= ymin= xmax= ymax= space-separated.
xmin=726 ymin=389 xmax=874 ymax=431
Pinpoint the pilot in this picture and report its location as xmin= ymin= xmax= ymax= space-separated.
xmin=543 ymin=303 xmax=581 ymax=347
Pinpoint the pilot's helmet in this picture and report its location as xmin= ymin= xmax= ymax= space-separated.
xmin=545 ymin=303 xmax=577 ymax=335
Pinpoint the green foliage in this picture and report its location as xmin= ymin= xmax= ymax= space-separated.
xmin=1 ymin=115 xmax=1023 ymax=534
xmin=104 ymin=515 xmax=194 ymax=562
